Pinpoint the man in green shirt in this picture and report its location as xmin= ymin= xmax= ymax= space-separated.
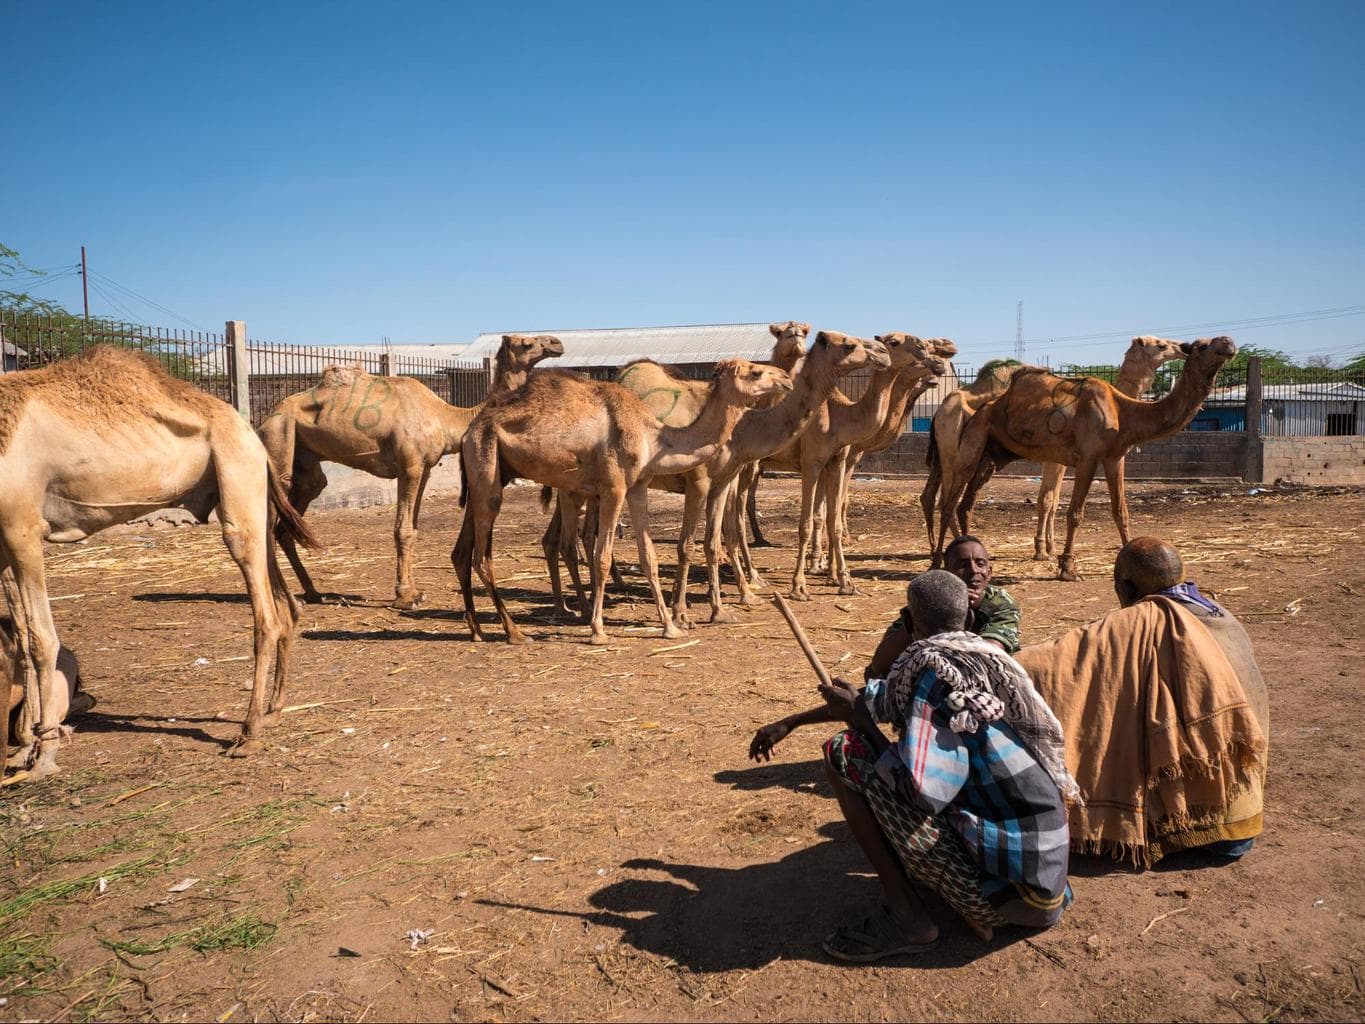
xmin=864 ymin=535 xmax=1020 ymax=680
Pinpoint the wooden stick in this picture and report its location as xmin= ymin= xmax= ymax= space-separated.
xmin=771 ymin=593 xmax=833 ymax=687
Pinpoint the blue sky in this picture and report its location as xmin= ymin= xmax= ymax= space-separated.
xmin=5 ymin=1 xmax=1363 ymax=366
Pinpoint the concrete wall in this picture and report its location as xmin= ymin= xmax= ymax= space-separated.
xmin=857 ymin=431 xmax=1250 ymax=481
xmin=308 ymin=457 xmax=464 ymax=511
xmin=1262 ymin=436 xmax=1365 ymax=485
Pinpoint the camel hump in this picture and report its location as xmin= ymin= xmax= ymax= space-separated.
xmin=320 ymin=362 xmax=367 ymax=388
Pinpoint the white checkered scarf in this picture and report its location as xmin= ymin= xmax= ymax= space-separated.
xmin=888 ymin=630 xmax=1082 ymax=806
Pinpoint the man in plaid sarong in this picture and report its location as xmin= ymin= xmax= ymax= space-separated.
xmin=751 ymin=571 xmax=1074 ymax=961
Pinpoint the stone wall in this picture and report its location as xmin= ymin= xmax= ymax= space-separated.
xmin=1262 ymin=436 xmax=1365 ymax=485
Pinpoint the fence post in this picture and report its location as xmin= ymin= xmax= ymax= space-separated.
xmin=1244 ymin=355 xmax=1263 ymax=483
xmin=380 ymin=352 xmax=393 ymax=377
xmin=226 ymin=320 xmax=251 ymax=421
xmin=483 ymin=356 xmax=494 ymax=394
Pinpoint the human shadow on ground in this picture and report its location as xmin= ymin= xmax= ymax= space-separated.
xmin=479 ymin=822 xmax=1027 ymax=972
xmin=712 ymin=758 xmax=828 ymax=796
xmin=1066 ymin=846 xmax=1247 ymax=878
xmin=74 ymin=711 xmax=231 ymax=749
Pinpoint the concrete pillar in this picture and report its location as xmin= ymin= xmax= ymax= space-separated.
xmin=1244 ymin=355 xmax=1264 ymax=483
xmin=379 ymin=352 xmax=394 ymax=377
xmin=225 ymin=320 xmax=250 ymax=421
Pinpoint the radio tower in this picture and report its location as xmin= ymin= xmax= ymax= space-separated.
xmin=1015 ymin=300 xmax=1024 ymax=361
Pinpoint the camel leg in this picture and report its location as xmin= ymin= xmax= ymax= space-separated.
xmin=215 ymin=456 xmax=287 ymax=757
xmin=734 ymin=479 xmax=766 ymax=590
xmin=278 ymin=453 xmax=327 ymax=603
xmin=1035 ymin=463 xmax=1066 ymax=560
xmin=957 ymin=459 xmax=996 ymax=537
xmin=933 ymin=426 xmax=989 ymax=569
xmin=587 ymin=488 xmax=627 ymax=645
xmin=788 ymin=464 xmax=822 ymax=601
xmin=263 ymin=538 xmax=300 ymax=722
xmin=808 ymin=487 xmax=827 ymax=575
xmin=468 ymin=481 xmax=525 ymax=644
xmin=1102 ymin=456 xmax=1132 ymax=548
xmin=570 ymin=496 xmax=596 ymax=622
xmin=626 ymin=485 xmax=684 ymax=639
xmin=540 ymin=508 xmax=569 ymax=619
xmin=1057 ymin=461 xmax=1099 ymax=582
xmin=722 ymin=481 xmax=763 ymax=608
xmin=0 ymin=526 xmax=67 ymax=778
xmin=670 ymin=479 xmax=708 ymax=629
xmin=390 ymin=461 xmax=427 ymax=609
xmin=828 ymin=457 xmax=861 ymax=596
xmin=451 ymin=512 xmax=486 ymax=641
xmin=745 ymin=465 xmax=772 ymax=548
xmin=919 ymin=459 xmax=941 ymax=555
xmin=702 ymin=479 xmax=738 ymax=624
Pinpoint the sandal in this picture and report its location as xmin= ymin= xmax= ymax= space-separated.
xmin=822 ymin=905 xmax=939 ymax=963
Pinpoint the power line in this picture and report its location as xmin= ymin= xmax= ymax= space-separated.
xmin=86 ymin=279 xmax=140 ymax=323
xmin=88 ymin=270 xmax=206 ymax=331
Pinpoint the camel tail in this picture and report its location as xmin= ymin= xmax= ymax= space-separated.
xmin=539 ymin=486 xmax=554 ymax=513
xmin=458 ymin=448 xmax=469 ymax=508
xmin=268 ymin=464 xmax=323 ymax=551
xmin=925 ymin=421 xmax=938 ymax=469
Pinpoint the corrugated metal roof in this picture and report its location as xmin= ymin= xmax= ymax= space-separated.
xmin=464 ymin=322 xmax=782 ymax=368
xmin=1208 ymin=381 xmax=1365 ymax=402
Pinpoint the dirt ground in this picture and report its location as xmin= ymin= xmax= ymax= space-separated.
xmin=2 ymin=476 xmax=1362 ymax=1022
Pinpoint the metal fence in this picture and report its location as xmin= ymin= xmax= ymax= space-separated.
xmin=0 ymin=312 xmax=492 ymax=428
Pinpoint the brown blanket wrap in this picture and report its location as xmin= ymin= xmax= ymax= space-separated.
xmin=1015 ymin=597 xmax=1266 ymax=866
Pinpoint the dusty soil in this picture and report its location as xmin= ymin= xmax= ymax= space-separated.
xmin=2 ymin=477 xmax=1362 ymax=1022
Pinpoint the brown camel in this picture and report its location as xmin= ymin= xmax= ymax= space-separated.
xmin=798 ymin=335 xmax=960 ymax=577
xmin=539 ymin=321 xmax=812 ymax=618
xmin=1030 ymin=336 xmax=1188 ymax=559
xmin=744 ymin=321 xmax=811 ymax=547
xmin=0 ymin=346 xmax=319 ymax=779
xmin=453 ymin=360 xmax=792 ymax=644
xmin=259 ymin=334 xmax=562 ymax=608
xmin=919 ymin=358 xmax=1026 ymax=550
xmin=617 ymin=331 xmax=882 ymax=626
xmin=933 ymin=336 xmax=1237 ymax=580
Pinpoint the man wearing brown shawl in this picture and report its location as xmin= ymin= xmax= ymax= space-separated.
xmin=1015 ymin=537 xmax=1268 ymax=866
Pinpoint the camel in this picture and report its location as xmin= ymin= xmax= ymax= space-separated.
xmin=751 ymin=334 xmax=946 ymax=598
xmin=614 ymin=331 xmax=883 ymax=626
xmin=259 ymin=334 xmax=563 ymax=608
xmin=796 ymin=335 xmax=960 ymax=577
xmin=538 ymin=321 xmax=812 ymax=618
xmin=743 ymin=322 xmax=811 ymax=547
xmin=919 ymin=358 xmax=1025 ymax=551
xmin=1030 ymin=336 xmax=1188 ymax=559
xmin=0 ymin=346 xmax=319 ymax=779
xmin=933 ymin=336 xmax=1237 ymax=580
xmin=922 ymin=337 xmax=1189 ymax=562
xmin=453 ymin=359 xmax=792 ymax=644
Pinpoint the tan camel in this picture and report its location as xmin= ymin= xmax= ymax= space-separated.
xmin=757 ymin=335 xmax=959 ymax=598
xmin=616 ymin=332 xmax=883 ymax=625
xmin=259 ymin=334 xmax=563 ymax=608
xmin=798 ymin=335 xmax=960 ymax=577
xmin=1030 ymin=336 xmax=1188 ymax=559
xmin=0 ymin=346 xmax=319 ymax=779
xmin=539 ymin=321 xmax=813 ymax=618
xmin=453 ymin=360 xmax=792 ymax=644
xmin=919 ymin=358 xmax=1026 ymax=550
xmin=743 ymin=322 xmax=811 ymax=547
xmin=934 ymin=336 xmax=1236 ymax=580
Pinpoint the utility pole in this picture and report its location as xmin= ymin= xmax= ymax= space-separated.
xmin=81 ymin=245 xmax=90 ymax=320
xmin=1015 ymin=300 xmax=1024 ymax=361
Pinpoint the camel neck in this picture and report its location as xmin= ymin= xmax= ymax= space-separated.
xmin=493 ymin=360 xmax=526 ymax=392
xmin=732 ymin=353 xmax=839 ymax=458
xmin=438 ymin=400 xmax=478 ymax=453
xmin=653 ymin=382 xmax=746 ymax=473
xmin=865 ymin=369 xmax=936 ymax=449
xmin=1120 ymin=357 xmax=1221 ymax=444
xmin=831 ymin=365 xmax=899 ymax=441
xmin=1114 ymin=360 xmax=1157 ymax=398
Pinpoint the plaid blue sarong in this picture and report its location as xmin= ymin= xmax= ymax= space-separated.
xmin=863 ymin=665 xmax=1072 ymax=927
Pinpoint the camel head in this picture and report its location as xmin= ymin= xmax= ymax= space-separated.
xmin=501 ymin=334 xmax=565 ymax=369
xmin=768 ymin=321 xmax=811 ymax=373
xmin=811 ymin=331 xmax=886 ymax=374
xmin=927 ymin=337 xmax=959 ymax=361
xmin=1183 ymin=336 xmax=1238 ymax=372
xmin=710 ymin=359 xmax=794 ymax=408
xmin=874 ymin=332 xmax=955 ymax=379
xmin=1127 ymin=335 xmax=1189 ymax=373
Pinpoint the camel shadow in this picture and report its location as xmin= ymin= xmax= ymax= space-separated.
xmin=302 ymin=627 xmax=471 ymax=643
xmin=712 ymin=759 xmax=828 ymax=795
xmin=74 ymin=711 xmax=232 ymax=750
xmin=478 ymin=823 xmax=1023 ymax=971
xmin=133 ymin=592 xmax=250 ymax=604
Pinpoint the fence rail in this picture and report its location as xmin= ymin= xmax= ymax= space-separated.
xmin=4 ymin=312 xmax=1363 ymax=436
xmin=0 ymin=313 xmax=492 ymax=427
